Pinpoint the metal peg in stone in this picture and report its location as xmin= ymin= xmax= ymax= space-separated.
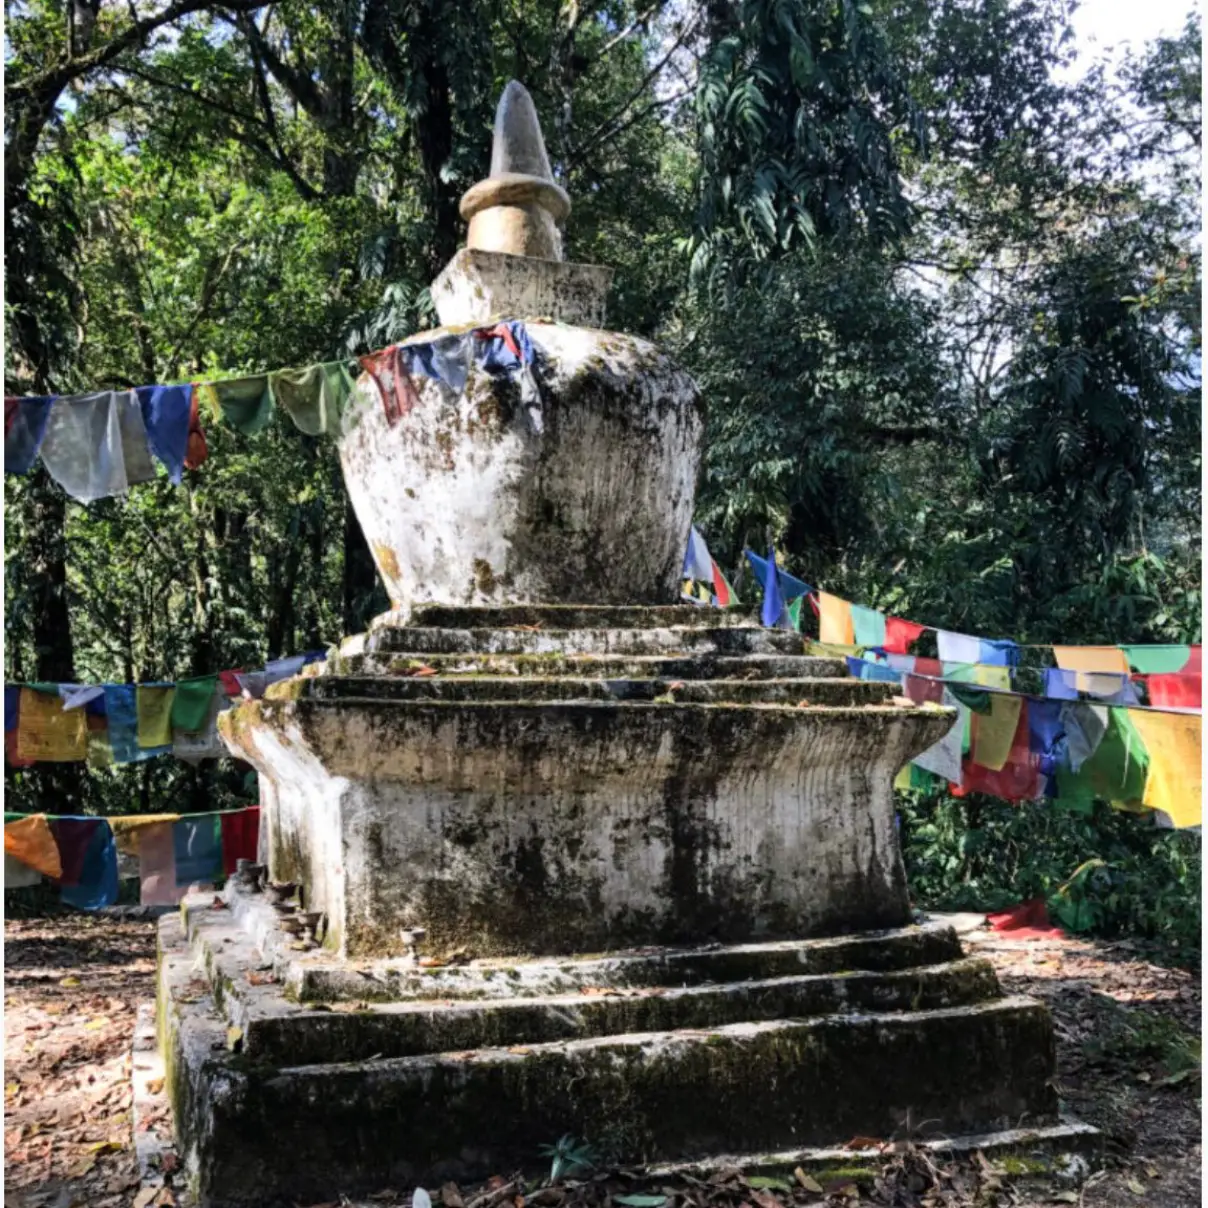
xmin=459 ymin=81 xmax=570 ymax=262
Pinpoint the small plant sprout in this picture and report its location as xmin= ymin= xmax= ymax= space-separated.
xmin=538 ymin=1134 xmax=599 ymax=1183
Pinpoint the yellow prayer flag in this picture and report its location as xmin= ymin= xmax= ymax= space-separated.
xmin=15 ymin=688 xmax=87 ymax=762
xmin=1127 ymin=711 xmax=1202 ymax=829
xmin=109 ymin=814 xmax=182 ymax=857
xmin=972 ymin=665 xmax=1012 ymax=690
xmin=136 ymin=686 xmax=175 ymax=748
xmin=970 ymin=694 xmax=1022 ymax=771
xmin=1053 ymin=645 xmax=1131 ymax=693
xmin=818 ymin=592 xmax=855 ymax=646
xmin=4 ymin=815 xmax=62 ymax=879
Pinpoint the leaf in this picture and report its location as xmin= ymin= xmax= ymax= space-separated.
xmin=89 ymin=1139 xmax=124 ymax=1153
xmin=747 ymin=1178 xmax=792 ymax=1191
xmin=794 ymin=1170 xmax=823 ymax=1195
xmin=134 ymin=1187 xmax=159 ymax=1208
xmin=1126 ymin=1180 xmax=1146 ymax=1196
xmin=1049 ymin=1194 xmax=1078 ymax=1203
xmin=146 ymin=1077 xmax=164 ymax=1095
xmin=60 ymin=977 xmax=80 ymax=987
xmin=226 ymin=1026 xmax=243 ymax=1051
xmin=613 ymin=1198 xmax=669 ymax=1207
xmin=85 ymin=1017 xmax=110 ymax=1030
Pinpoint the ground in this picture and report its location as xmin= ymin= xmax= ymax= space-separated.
xmin=2 ymin=912 xmax=1200 ymax=1208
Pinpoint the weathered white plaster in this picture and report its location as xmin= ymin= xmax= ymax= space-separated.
xmin=338 ymin=323 xmax=702 ymax=612
xmin=432 ymin=248 xmax=613 ymax=327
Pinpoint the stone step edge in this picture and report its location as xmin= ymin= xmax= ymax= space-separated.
xmin=276 ymin=995 xmax=1049 ymax=1076
xmin=183 ymin=913 xmax=1006 ymax=1060
xmin=324 ymin=653 xmax=850 ymax=678
xmin=646 ymin=1116 xmax=1102 ymax=1179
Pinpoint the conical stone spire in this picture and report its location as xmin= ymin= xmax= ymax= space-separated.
xmin=459 ymin=81 xmax=571 ymax=261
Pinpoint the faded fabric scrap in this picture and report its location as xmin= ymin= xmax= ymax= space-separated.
xmin=212 ymin=376 xmax=275 ymax=436
xmin=39 ymin=391 xmax=157 ymax=501
xmin=1119 ymin=645 xmax=1194 ymax=675
xmin=5 ymin=395 xmax=55 ymax=474
xmin=270 ymin=361 xmax=357 ymax=437
xmin=850 ymin=605 xmax=887 ymax=649
xmin=4 ymin=814 xmax=63 ymax=878
xmin=1146 ymin=673 xmax=1201 ymax=709
xmin=818 ymin=593 xmax=855 ymax=646
xmin=136 ymin=685 xmax=175 ymax=749
xmin=884 ymin=617 xmax=926 ymax=655
xmin=971 ymin=694 xmax=1024 ymax=771
xmin=1127 ymin=711 xmax=1202 ymax=828
xmin=220 ymin=808 xmax=260 ymax=875
xmin=109 ymin=814 xmax=182 ymax=858
xmin=683 ymin=526 xmax=713 ymax=582
xmin=16 ymin=687 xmax=87 ymax=762
xmin=184 ymin=386 xmax=209 ymax=470
xmin=407 ymin=334 xmax=473 ymax=394
xmin=1060 ymin=703 xmax=1109 ymax=772
xmin=104 ymin=685 xmax=163 ymax=764
xmin=5 ymin=853 xmax=42 ymax=888
xmin=903 ymin=673 xmax=945 ymax=706
xmin=138 ymin=821 xmax=195 ymax=906
xmin=912 ymin=690 xmax=965 ymax=784
xmin=171 ymin=676 xmax=219 ymax=732
xmin=174 ymin=815 xmax=223 ymax=886
xmin=360 ymin=347 xmax=420 ymax=425
xmin=51 ymin=819 xmax=118 ymax=910
xmin=936 ymin=630 xmax=981 ymax=665
xmin=135 ymin=384 xmax=192 ymax=483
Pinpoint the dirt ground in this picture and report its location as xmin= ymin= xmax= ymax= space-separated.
xmin=2 ymin=912 xmax=1200 ymax=1208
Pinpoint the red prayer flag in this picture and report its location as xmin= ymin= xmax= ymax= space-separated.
xmin=710 ymin=559 xmax=731 ymax=608
xmin=951 ymin=702 xmax=1041 ymax=801
xmin=220 ymin=807 xmax=260 ymax=875
xmin=884 ymin=617 xmax=926 ymax=655
xmin=1146 ymin=673 xmax=1202 ymax=709
xmin=986 ymin=899 xmax=1065 ymax=939
xmin=184 ymin=386 xmax=208 ymax=471
xmin=218 ymin=670 xmax=245 ymax=698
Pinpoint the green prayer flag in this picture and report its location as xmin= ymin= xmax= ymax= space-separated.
xmin=136 ymin=686 xmax=175 ymax=749
xmin=213 ymin=375 xmax=275 ymax=436
xmin=171 ymin=675 xmax=219 ymax=732
xmin=947 ymin=683 xmax=993 ymax=714
xmin=786 ymin=597 xmax=803 ymax=632
xmin=270 ymin=361 xmax=357 ymax=437
xmin=850 ymin=604 xmax=887 ymax=649
xmin=1119 ymin=645 xmax=1192 ymax=674
xmin=1054 ymin=706 xmax=1149 ymax=809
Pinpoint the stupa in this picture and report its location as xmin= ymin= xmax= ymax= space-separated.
xmin=153 ymin=83 xmax=1084 ymax=1208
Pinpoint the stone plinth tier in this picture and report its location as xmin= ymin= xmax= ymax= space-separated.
xmin=220 ymin=606 xmax=956 ymax=958
xmin=339 ymin=323 xmax=695 ymax=614
xmin=432 ymin=248 xmax=613 ymax=327
xmin=158 ymin=889 xmax=1072 ymax=1207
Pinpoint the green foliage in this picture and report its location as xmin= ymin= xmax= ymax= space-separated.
xmin=899 ymin=789 xmax=1202 ymax=962
xmin=539 ymin=1135 xmax=600 ymax=1183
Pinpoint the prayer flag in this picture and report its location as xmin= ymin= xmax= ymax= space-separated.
xmin=971 ymin=694 xmax=1024 ymax=771
xmin=270 ymin=362 xmax=357 ymax=437
xmin=50 ymin=818 xmax=119 ymax=910
xmin=850 ymin=604 xmax=887 ymax=649
xmin=136 ymin=685 xmax=175 ymax=748
xmin=818 ymin=592 xmax=855 ymax=646
xmin=173 ymin=815 xmax=223 ymax=886
xmin=5 ymin=396 xmax=55 ymax=474
xmin=220 ymin=807 xmax=260 ymax=875
xmin=711 ymin=559 xmax=736 ymax=607
xmin=936 ymin=630 xmax=981 ymax=664
xmin=109 ymin=814 xmax=182 ymax=858
xmin=135 ymin=384 xmax=193 ymax=483
xmin=744 ymin=550 xmax=810 ymax=601
xmin=760 ymin=545 xmax=787 ymax=628
xmin=682 ymin=526 xmax=713 ymax=582
xmin=171 ymin=676 xmax=219 ymax=732
xmin=212 ymin=376 xmax=275 ymax=436
xmin=4 ymin=814 xmax=62 ymax=879
xmin=16 ymin=687 xmax=87 ymax=762
xmin=1127 ymin=711 xmax=1201 ymax=828
xmin=1119 ymin=645 xmax=1195 ymax=675
xmin=884 ymin=617 xmax=925 ymax=655
xmin=1055 ymin=707 xmax=1148 ymax=810
xmin=1146 ymin=673 xmax=1201 ymax=709
xmin=912 ymin=690 xmax=965 ymax=783
xmin=979 ymin=639 xmax=1021 ymax=667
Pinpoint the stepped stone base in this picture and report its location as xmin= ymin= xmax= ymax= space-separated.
xmin=159 ymin=890 xmax=1073 ymax=1208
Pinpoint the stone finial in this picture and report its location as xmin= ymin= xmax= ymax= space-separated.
xmin=459 ymin=82 xmax=571 ymax=262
